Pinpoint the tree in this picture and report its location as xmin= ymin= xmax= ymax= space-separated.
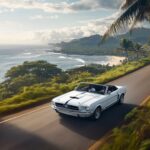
xmin=0 ymin=61 xmax=63 ymax=100
xmin=134 ymin=42 xmax=142 ymax=59
xmin=5 ymin=60 xmax=62 ymax=80
xmin=103 ymin=0 xmax=150 ymax=40
xmin=120 ymin=38 xmax=134 ymax=58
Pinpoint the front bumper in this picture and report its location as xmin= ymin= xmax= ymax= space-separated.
xmin=56 ymin=109 xmax=92 ymax=118
xmin=52 ymin=105 xmax=92 ymax=118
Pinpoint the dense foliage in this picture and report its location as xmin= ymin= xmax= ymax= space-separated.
xmin=67 ymin=64 xmax=112 ymax=75
xmin=120 ymin=38 xmax=147 ymax=60
xmin=100 ymin=97 xmax=150 ymax=150
xmin=6 ymin=60 xmax=62 ymax=79
xmin=0 ymin=61 xmax=112 ymax=101
xmin=0 ymin=61 xmax=62 ymax=100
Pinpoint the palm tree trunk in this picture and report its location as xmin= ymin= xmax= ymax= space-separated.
xmin=125 ymin=49 xmax=129 ymax=61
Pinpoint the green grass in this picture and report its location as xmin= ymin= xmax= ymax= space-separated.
xmin=94 ymin=57 xmax=150 ymax=84
xmin=0 ymin=56 xmax=150 ymax=115
xmin=99 ymin=97 xmax=150 ymax=150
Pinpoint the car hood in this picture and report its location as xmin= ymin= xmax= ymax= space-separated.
xmin=53 ymin=90 xmax=105 ymax=106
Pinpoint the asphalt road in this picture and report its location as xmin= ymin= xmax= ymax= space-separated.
xmin=0 ymin=65 xmax=150 ymax=150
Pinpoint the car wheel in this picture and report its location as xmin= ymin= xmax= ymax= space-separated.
xmin=118 ymin=94 xmax=124 ymax=104
xmin=93 ymin=107 xmax=101 ymax=120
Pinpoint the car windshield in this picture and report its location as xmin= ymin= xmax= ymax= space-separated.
xmin=75 ymin=83 xmax=106 ymax=95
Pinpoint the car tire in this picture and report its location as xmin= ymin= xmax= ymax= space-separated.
xmin=92 ymin=107 xmax=101 ymax=120
xmin=118 ymin=94 xmax=124 ymax=104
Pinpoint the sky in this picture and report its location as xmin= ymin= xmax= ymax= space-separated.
xmin=0 ymin=0 xmax=127 ymax=45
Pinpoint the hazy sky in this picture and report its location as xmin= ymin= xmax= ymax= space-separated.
xmin=0 ymin=0 xmax=125 ymax=44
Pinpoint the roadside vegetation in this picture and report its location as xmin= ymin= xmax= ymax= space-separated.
xmin=98 ymin=96 xmax=150 ymax=150
xmin=0 ymin=55 xmax=150 ymax=115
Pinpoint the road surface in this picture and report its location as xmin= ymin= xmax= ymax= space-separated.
xmin=0 ymin=65 xmax=150 ymax=150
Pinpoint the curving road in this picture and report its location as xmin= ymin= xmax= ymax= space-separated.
xmin=0 ymin=65 xmax=150 ymax=150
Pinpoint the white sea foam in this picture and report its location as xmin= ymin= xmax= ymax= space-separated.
xmin=58 ymin=55 xmax=85 ymax=65
xmin=59 ymin=56 xmax=67 ymax=59
xmin=15 ymin=54 xmax=42 ymax=59
xmin=75 ymin=58 xmax=85 ymax=64
xmin=48 ymin=52 xmax=61 ymax=55
xmin=23 ymin=52 xmax=32 ymax=55
xmin=75 ymin=64 xmax=85 ymax=67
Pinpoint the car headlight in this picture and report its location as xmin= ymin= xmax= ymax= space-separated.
xmin=80 ymin=106 xmax=90 ymax=112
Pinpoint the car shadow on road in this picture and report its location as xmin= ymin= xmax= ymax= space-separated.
xmin=59 ymin=103 xmax=137 ymax=140
xmin=0 ymin=123 xmax=60 ymax=150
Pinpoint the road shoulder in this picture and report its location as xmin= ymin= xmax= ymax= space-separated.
xmin=88 ymin=96 xmax=150 ymax=150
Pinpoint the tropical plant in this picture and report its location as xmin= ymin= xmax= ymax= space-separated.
xmin=103 ymin=0 xmax=150 ymax=40
xmin=134 ymin=42 xmax=143 ymax=58
xmin=5 ymin=60 xmax=62 ymax=80
xmin=120 ymin=38 xmax=134 ymax=58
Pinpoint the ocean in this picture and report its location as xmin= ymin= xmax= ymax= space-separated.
xmin=0 ymin=45 xmax=125 ymax=82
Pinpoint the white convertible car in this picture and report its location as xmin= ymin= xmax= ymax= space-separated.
xmin=51 ymin=83 xmax=126 ymax=120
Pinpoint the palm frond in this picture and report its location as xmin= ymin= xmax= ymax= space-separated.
xmin=122 ymin=0 xmax=137 ymax=9
xmin=102 ymin=0 xmax=149 ymax=42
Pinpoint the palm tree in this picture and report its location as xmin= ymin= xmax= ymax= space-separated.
xmin=103 ymin=0 xmax=150 ymax=40
xmin=134 ymin=43 xmax=142 ymax=58
xmin=120 ymin=38 xmax=134 ymax=59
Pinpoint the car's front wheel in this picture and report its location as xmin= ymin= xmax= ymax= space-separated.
xmin=118 ymin=94 xmax=124 ymax=104
xmin=92 ymin=107 xmax=101 ymax=120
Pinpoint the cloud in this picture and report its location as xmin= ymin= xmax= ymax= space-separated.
xmin=0 ymin=0 xmax=124 ymax=13
xmin=34 ymin=12 xmax=119 ymax=43
xmin=30 ymin=14 xmax=59 ymax=20
xmin=0 ymin=11 xmax=121 ymax=44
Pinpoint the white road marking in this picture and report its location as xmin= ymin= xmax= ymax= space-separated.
xmin=0 ymin=105 xmax=49 ymax=124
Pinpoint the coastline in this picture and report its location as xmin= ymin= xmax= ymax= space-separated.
xmin=0 ymin=48 xmax=126 ymax=82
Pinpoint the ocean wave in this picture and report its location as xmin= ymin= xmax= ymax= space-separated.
xmin=58 ymin=55 xmax=85 ymax=64
xmin=47 ymin=52 xmax=62 ymax=55
xmin=75 ymin=64 xmax=85 ymax=68
xmin=59 ymin=56 xmax=86 ymax=64
xmin=23 ymin=52 xmax=32 ymax=55
xmin=14 ymin=54 xmax=42 ymax=59
xmin=75 ymin=58 xmax=85 ymax=64
xmin=59 ymin=56 xmax=67 ymax=59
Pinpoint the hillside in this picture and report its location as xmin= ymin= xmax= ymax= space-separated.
xmin=54 ymin=28 xmax=150 ymax=55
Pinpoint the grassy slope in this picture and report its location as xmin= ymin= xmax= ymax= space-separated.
xmin=99 ymin=97 xmax=150 ymax=150
xmin=0 ymin=56 xmax=150 ymax=115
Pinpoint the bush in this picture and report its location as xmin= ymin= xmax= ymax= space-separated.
xmin=100 ymin=97 xmax=150 ymax=150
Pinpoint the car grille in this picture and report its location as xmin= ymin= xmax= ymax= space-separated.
xmin=55 ymin=103 xmax=64 ymax=108
xmin=67 ymin=105 xmax=79 ymax=110
xmin=55 ymin=103 xmax=79 ymax=111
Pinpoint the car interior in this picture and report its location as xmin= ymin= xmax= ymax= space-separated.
xmin=107 ymin=85 xmax=118 ymax=94
xmin=76 ymin=83 xmax=107 ymax=95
